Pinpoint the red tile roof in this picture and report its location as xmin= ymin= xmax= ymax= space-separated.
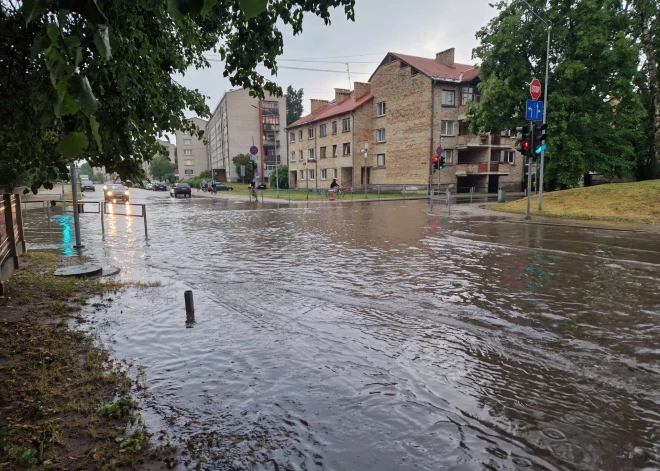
xmin=287 ymin=93 xmax=374 ymax=129
xmin=372 ymin=52 xmax=480 ymax=83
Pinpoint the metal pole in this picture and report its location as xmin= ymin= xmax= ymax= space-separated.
xmin=70 ymin=166 xmax=84 ymax=248
xmin=184 ymin=290 xmax=195 ymax=314
xmin=539 ymin=25 xmax=551 ymax=211
xmin=525 ymin=155 xmax=533 ymax=219
xmin=142 ymin=204 xmax=148 ymax=239
xmin=101 ymin=202 xmax=105 ymax=236
xmin=446 ymin=188 xmax=451 ymax=215
xmin=430 ymin=189 xmax=434 ymax=212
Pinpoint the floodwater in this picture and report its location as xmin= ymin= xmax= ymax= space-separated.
xmin=23 ymin=187 xmax=660 ymax=470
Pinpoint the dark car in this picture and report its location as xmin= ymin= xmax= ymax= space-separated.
xmin=214 ymin=183 xmax=233 ymax=191
xmin=104 ymin=184 xmax=129 ymax=202
xmin=153 ymin=182 xmax=167 ymax=191
xmin=257 ymin=182 xmax=267 ymax=190
xmin=170 ymin=183 xmax=191 ymax=198
xmin=80 ymin=181 xmax=95 ymax=192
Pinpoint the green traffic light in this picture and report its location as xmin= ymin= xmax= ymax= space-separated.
xmin=535 ymin=144 xmax=547 ymax=154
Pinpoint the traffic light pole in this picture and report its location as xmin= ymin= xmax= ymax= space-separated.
xmin=525 ymin=122 xmax=534 ymax=220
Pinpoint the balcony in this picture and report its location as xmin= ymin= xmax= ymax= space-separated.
xmin=263 ymin=124 xmax=280 ymax=132
xmin=455 ymin=161 xmax=511 ymax=176
xmin=457 ymin=134 xmax=512 ymax=149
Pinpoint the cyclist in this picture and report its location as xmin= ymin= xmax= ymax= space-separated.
xmin=330 ymin=178 xmax=339 ymax=189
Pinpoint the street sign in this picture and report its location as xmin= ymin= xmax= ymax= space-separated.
xmin=250 ymin=146 xmax=258 ymax=155
xmin=174 ymin=169 xmax=179 ymax=175
xmin=436 ymin=146 xmax=444 ymax=156
xmin=255 ymin=171 xmax=260 ymax=178
xmin=530 ymin=79 xmax=542 ymax=100
xmin=240 ymin=165 xmax=245 ymax=177
xmin=525 ymin=100 xmax=544 ymax=121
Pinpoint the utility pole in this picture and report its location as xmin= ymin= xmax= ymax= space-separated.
xmin=70 ymin=165 xmax=84 ymax=248
xmin=362 ymin=142 xmax=368 ymax=199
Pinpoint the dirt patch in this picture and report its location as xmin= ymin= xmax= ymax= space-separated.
xmin=0 ymin=253 xmax=177 ymax=470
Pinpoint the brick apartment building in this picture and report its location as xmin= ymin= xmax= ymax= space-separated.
xmin=176 ymin=117 xmax=208 ymax=180
xmin=286 ymin=48 xmax=523 ymax=193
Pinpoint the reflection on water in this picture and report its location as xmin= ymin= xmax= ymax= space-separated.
xmin=56 ymin=214 xmax=74 ymax=255
xmin=22 ymin=196 xmax=660 ymax=470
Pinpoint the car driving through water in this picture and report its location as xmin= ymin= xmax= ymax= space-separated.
xmin=103 ymin=184 xmax=129 ymax=202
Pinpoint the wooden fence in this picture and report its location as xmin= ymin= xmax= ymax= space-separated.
xmin=0 ymin=194 xmax=26 ymax=294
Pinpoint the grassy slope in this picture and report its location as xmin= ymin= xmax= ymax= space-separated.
xmin=488 ymin=180 xmax=660 ymax=224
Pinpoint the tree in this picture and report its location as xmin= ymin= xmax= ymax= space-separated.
xmin=286 ymin=86 xmax=304 ymax=125
xmin=233 ymin=154 xmax=255 ymax=182
xmin=1 ymin=0 xmax=355 ymax=193
xmin=150 ymin=155 xmax=177 ymax=181
xmin=79 ymin=162 xmax=94 ymax=180
xmin=471 ymin=0 xmax=647 ymax=189
xmin=268 ymin=165 xmax=289 ymax=189
xmin=199 ymin=170 xmax=212 ymax=180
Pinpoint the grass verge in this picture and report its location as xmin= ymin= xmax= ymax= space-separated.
xmin=0 ymin=252 xmax=176 ymax=470
xmin=487 ymin=180 xmax=660 ymax=225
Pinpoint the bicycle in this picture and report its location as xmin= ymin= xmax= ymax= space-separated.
xmin=325 ymin=187 xmax=346 ymax=198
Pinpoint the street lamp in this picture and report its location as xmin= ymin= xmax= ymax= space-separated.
xmin=517 ymin=0 xmax=551 ymax=211
xmin=252 ymin=104 xmax=280 ymax=198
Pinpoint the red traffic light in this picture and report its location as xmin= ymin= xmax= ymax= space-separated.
xmin=521 ymin=141 xmax=530 ymax=152
xmin=433 ymin=156 xmax=439 ymax=170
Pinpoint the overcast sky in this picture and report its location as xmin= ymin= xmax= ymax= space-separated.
xmin=175 ymin=0 xmax=498 ymax=119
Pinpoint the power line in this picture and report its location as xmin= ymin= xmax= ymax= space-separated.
xmin=205 ymin=52 xmax=386 ymax=61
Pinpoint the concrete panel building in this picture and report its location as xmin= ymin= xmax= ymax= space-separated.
xmin=206 ymin=88 xmax=286 ymax=183
xmin=142 ymin=138 xmax=177 ymax=179
xmin=176 ymin=117 xmax=208 ymax=180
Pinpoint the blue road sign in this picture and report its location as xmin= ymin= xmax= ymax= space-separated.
xmin=525 ymin=100 xmax=544 ymax=121
xmin=250 ymin=145 xmax=259 ymax=155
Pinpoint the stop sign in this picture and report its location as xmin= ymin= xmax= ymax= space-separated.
xmin=530 ymin=78 xmax=542 ymax=100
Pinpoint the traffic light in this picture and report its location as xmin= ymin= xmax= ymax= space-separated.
xmin=515 ymin=124 xmax=531 ymax=157
xmin=439 ymin=155 xmax=445 ymax=169
xmin=433 ymin=156 xmax=439 ymax=170
xmin=533 ymin=123 xmax=547 ymax=155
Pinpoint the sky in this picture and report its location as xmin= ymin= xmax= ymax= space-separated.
xmin=175 ymin=0 xmax=499 ymax=119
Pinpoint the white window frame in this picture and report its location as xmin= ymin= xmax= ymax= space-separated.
xmin=377 ymin=154 xmax=386 ymax=168
xmin=320 ymin=146 xmax=326 ymax=159
xmin=376 ymin=128 xmax=386 ymax=143
xmin=308 ymin=128 xmax=314 ymax=139
xmin=183 ymin=138 xmax=192 ymax=145
xmin=299 ymin=170 xmax=305 ymax=180
xmin=332 ymin=121 xmax=338 ymax=135
xmin=333 ymin=168 xmax=338 ymax=179
xmin=290 ymin=132 xmax=295 ymax=143
xmin=299 ymin=130 xmax=303 ymax=141
xmin=441 ymin=121 xmax=455 ymax=136
xmin=184 ymin=169 xmax=194 ymax=175
xmin=308 ymin=148 xmax=315 ymax=161
xmin=184 ymin=159 xmax=194 ymax=166
xmin=321 ymin=169 xmax=327 ymax=180
xmin=505 ymin=150 xmax=515 ymax=164
xmin=377 ymin=102 xmax=386 ymax=117
xmin=342 ymin=118 xmax=351 ymax=132
xmin=442 ymin=90 xmax=455 ymax=106
xmin=343 ymin=143 xmax=351 ymax=155
xmin=290 ymin=151 xmax=296 ymax=162
xmin=441 ymin=149 xmax=454 ymax=164
xmin=299 ymin=150 xmax=303 ymax=161
xmin=309 ymin=169 xmax=315 ymax=180
xmin=320 ymin=124 xmax=327 ymax=137
xmin=332 ymin=145 xmax=337 ymax=157
xmin=183 ymin=149 xmax=193 ymax=155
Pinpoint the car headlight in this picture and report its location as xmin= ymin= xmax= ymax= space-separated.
xmin=103 ymin=185 xmax=108 ymax=190
xmin=125 ymin=190 xmax=129 ymax=195
xmin=107 ymin=191 xmax=113 ymax=196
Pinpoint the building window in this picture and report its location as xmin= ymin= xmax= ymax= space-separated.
xmin=299 ymin=130 xmax=303 ymax=141
xmin=320 ymin=146 xmax=327 ymax=159
xmin=333 ymin=145 xmax=338 ymax=157
xmin=442 ymin=90 xmax=455 ymax=106
xmin=308 ymin=128 xmax=314 ymax=139
xmin=183 ymin=139 xmax=192 ymax=145
xmin=290 ymin=132 xmax=295 ymax=143
xmin=320 ymin=124 xmax=327 ymax=137
xmin=457 ymin=151 xmax=469 ymax=164
xmin=185 ymin=169 xmax=194 ymax=176
xmin=262 ymin=115 xmax=279 ymax=125
xmin=262 ymin=100 xmax=278 ymax=109
xmin=377 ymin=101 xmax=386 ymax=117
xmin=343 ymin=143 xmax=351 ymax=155
xmin=377 ymin=154 xmax=386 ymax=168
xmin=332 ymin=121 xmax=338 ymax=134
xmin=505 ymin=150 xmax=515 ymax=164
xmin=300 ymin=170 xmax=305 ymax=180
xmin=441 ymin=121 xmax=455 ymax=136
xmin=184 ymin=159 xmax=194 ymax=166
xmin=321 ymin=169 xmax=327 ymax=180
xmin=376 ymin=128 xmax=386 ymax=143
xmin=308 ymin=149 xmax=315 ymax=160
xmin=290 ymin=151 xmax=295 ymax=162
xmin=441 ymin=149 xmax=454 ymax=164
xmin=491 ymin=150 xmax=501 ymax=162
xmin=183 ymin=149 xmax=193 ymax=155
xmin=459 ymin=121 xmax=471 ymax=136
xmin=309 ymin=169 xmax=315 ymax=180
xmin=342 ymin=118 xmax=351 ymax=132
xmin=462 ymin=86 xmax=481 ymax=105
xmin=333 ymin=168 xmax=338 ymax=179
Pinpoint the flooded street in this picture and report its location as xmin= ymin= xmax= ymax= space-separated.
xmin=23 ymin=188 xmax=660 ymax=470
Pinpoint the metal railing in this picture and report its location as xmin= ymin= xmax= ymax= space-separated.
xmin=1 ymin=194 xmax=26 ymax=293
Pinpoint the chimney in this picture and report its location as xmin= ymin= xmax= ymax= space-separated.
xmin=351 ymin=82 xmax=371 ymax=100
xmin=335 ymin=88 xmax=351 ymax=102
xmin=435 ymin=48 xmax=455 ymax=66
xmin=310 ymin=99 xmax=329 ymax=114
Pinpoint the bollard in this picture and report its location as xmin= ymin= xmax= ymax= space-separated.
xmin=430 ymin=188 xmax=434 ymax=213
xmin=329 ymin=190 xmax=335 ymax=201
xmin=184 ymin=290 xmax=194 ymax=315
xmin=100 ymin=202 xmax=105 ymax=236
xmin=142 ymin=204 xmax=148 ymax=239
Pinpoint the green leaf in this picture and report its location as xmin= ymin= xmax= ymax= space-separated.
xmin=56 ymin=132 xmax=88 ymax=159
xmin=168 ymin=0 xmax=205 ymax=19
xmin=90 ymin=115 xmax=102 ymax=151
xmin=68 ymin=75 xmax=99 ymax=115
xmin=201 ymin=0 xmax=218 ymax=16
xmin=55 ymin=93 xmax=79 ymax=116
xmin=239 ymin=0 xmax=267 ymax=19
xmin=93 ymin=25 xmax=112 ymax=60
xmin=30 ymin=33 xmax=51 ymax=59
xmin=22 ymin=0 xmax=50 ymax=24
xmin=167 ymin=0 xmax=185 ymax=22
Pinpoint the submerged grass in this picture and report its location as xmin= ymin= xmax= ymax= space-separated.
xmin=0 ymin=252 xmax=177 ymax=470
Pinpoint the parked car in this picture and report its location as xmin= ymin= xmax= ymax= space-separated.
xmin=104 ymin=184 xmax=129 ymax=202
xmin=257 ymin=182 xmax=267 ymax=190
xmin=145 ymin=182 xmax=153 ymax=190
xmin=80 ymin=181 xmax=95 ymax=192
xmin=170 ymin=183 xmax=191 ymax=198
xmin=214 ymin=183 xmax=233 ymax=191
xmin=152 ymin=182 xmax=167 ymax=191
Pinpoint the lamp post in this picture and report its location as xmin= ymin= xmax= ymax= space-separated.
xmin=252 ymin=105 xmax=279 ymax=198
xmin=518 ymin=0 xmax=551 ymax=211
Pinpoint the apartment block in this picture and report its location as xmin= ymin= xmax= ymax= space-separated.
xmin=206 ymin=88 xmax=286 ymax=183
xmin=286 ymin=48 xmax=523 ymax=193
xmin=143 ymin=138 xmax=177 ymax=178
xmin=176 ymin=117 xmax=208 ymax=180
